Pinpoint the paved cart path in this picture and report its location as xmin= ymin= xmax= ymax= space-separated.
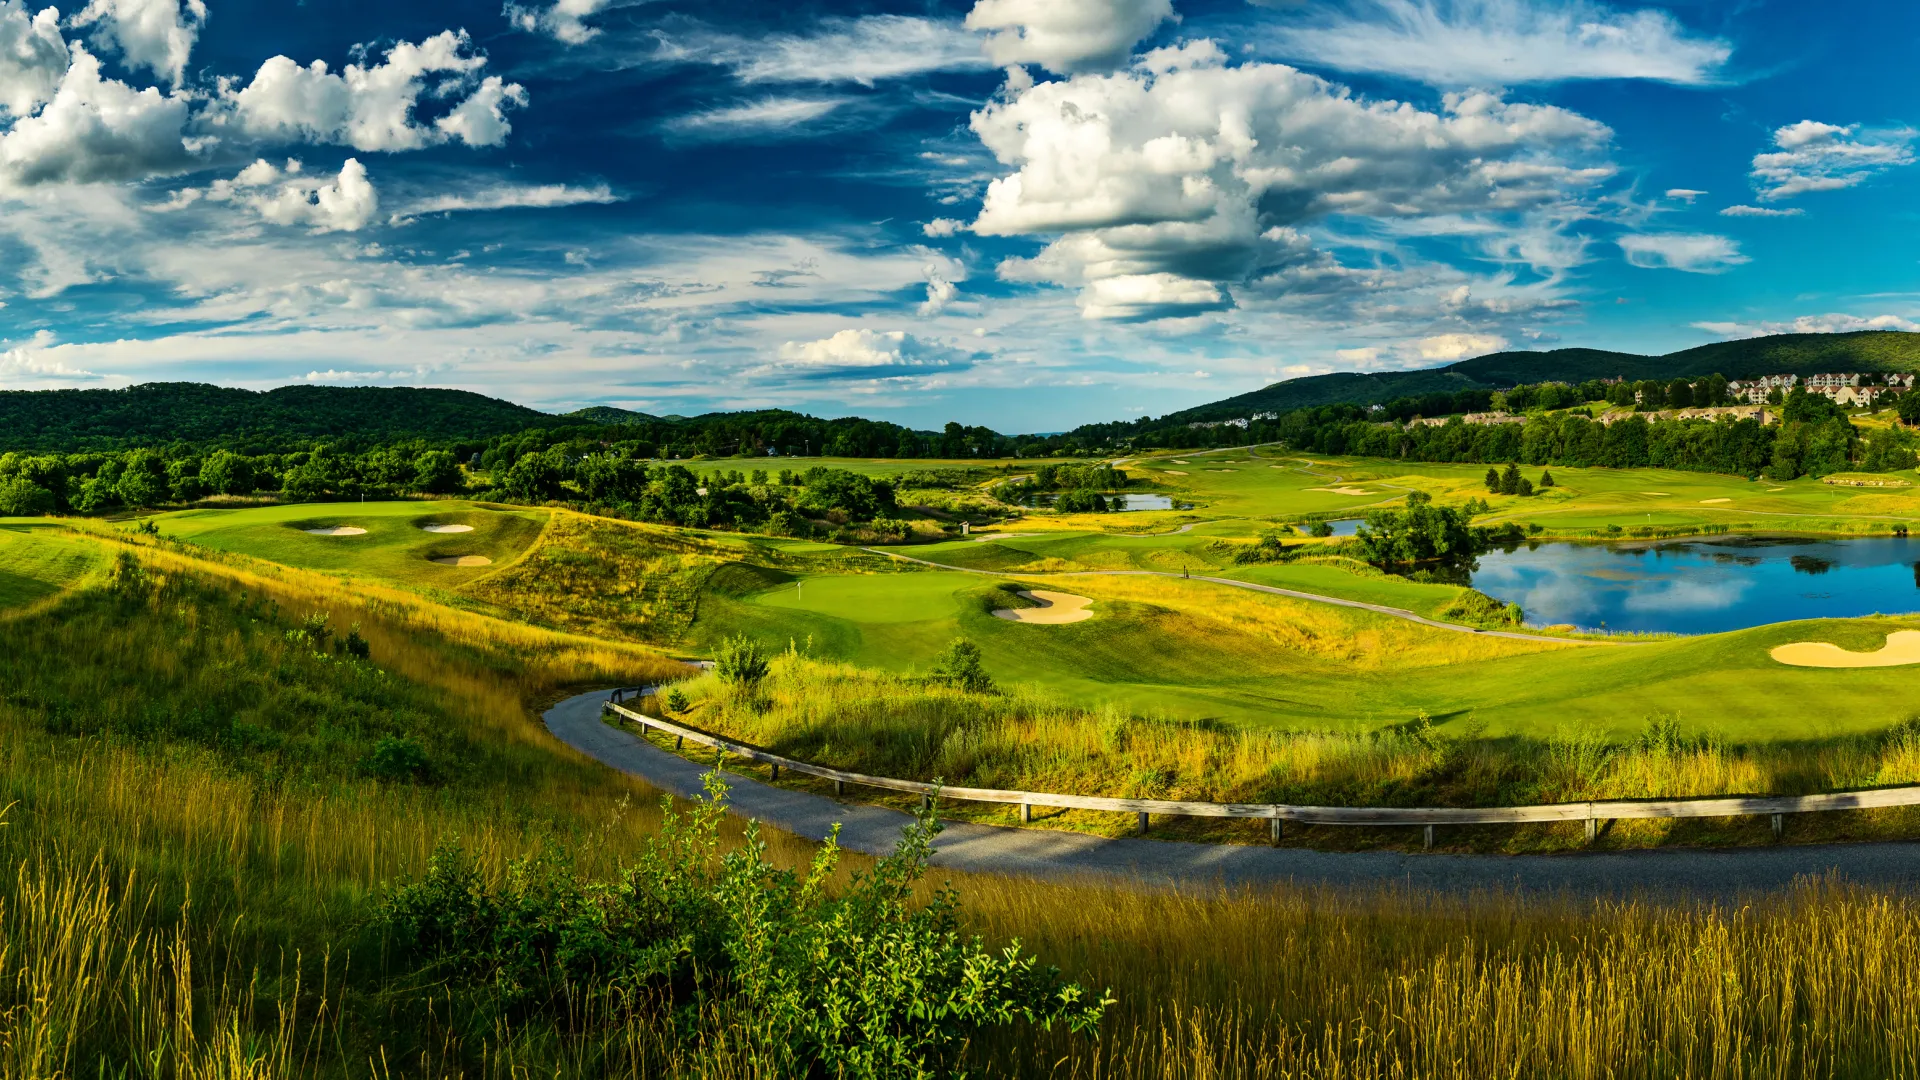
xmin=546 ymin=690 xmax=1920 ymax=897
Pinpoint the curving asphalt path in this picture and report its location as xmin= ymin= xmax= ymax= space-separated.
xmin=865 ymin=549 xmax=1607 ymax=646
xmin=545 ymin=690 xmax=1920 ymax=897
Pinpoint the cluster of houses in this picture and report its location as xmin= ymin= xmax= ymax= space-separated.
xmin=1186 ymin=411 xmax=1280 ymax=430
xmin=1724 ymin=372 xmax=1916 ymax=407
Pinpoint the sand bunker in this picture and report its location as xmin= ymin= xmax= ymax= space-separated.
xmin=1772 ymin=631 xmax=1920 ymax=668
xmin=303 ymin=526 xmax=366 ymax=536
xmin=1161 ymin=470 xmax=1189 ymax=475
xmin=992 ymin=590 xmax=1093 ymax=625
xmin=431 ymin=555 xmax=493 ymax=567
xmin=1700 ymin=498 xmax=1731 ymax=504
xmin=1172 ymin=459 xmax=1189 ymax=464
xmin=420 ymin=523 xmax=474 ymax=533
xmin=1308 ymin=486 xmax=1372 ymax=496
xmin=1641 ymin=491 xmax=1671 ymax=496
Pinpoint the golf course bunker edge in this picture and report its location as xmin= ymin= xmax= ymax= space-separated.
xmin=992 ymin=589 xmax=1094 ymax=624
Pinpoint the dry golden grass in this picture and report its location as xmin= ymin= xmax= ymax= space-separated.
xmin=1062 ymin=575 xmax=1566 ymax=668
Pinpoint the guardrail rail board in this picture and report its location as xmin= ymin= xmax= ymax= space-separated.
xmin=601 ymin=690 xmax=1920 ymax=844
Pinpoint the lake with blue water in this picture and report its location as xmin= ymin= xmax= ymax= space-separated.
xmin=1470 ymin=535 xmax=1920 ymax=634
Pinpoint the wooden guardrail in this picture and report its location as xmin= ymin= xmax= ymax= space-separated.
xmin=603 ymin=689 xmax=1920 ymax=847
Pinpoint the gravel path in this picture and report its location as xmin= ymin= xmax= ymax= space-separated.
xmin=545 ymin=690 xmax=1920 ymax=897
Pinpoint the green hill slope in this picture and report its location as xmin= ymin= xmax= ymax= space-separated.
xmin=0 ymin=382 xmax=558 ymax=452
xmin=1174 ymin=332 xmax=1920 ymax=420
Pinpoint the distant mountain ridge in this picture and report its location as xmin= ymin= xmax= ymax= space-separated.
xmin=1169 ymin=331 xmax=1920 ymax=422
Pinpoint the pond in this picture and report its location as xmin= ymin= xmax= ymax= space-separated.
xmin=1034 ymin=493 xmax=1177 ymax=511
xmin=1470 ymin=535 xmax=1920 ymax=634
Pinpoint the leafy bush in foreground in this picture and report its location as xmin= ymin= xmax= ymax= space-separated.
xmin=380 ymin=774 xmax=1108 ymax=1077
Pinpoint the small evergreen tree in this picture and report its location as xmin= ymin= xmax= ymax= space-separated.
xmin=1539 ymin=469 xmax=1555 ymax=488
xmin=1484 ymin=467 xmax=1500 ymax=493
xmin=1500 ymin=462 xmax=1522 ymax=495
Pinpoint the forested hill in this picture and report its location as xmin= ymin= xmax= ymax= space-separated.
xmin=0 ymin=383 xmax=558 ymax=452
xmin=1172 ymin=331 xmax=1920 ymax=422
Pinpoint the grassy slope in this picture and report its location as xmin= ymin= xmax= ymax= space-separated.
xmin=0 ymin=525 xmax=104 ymax=610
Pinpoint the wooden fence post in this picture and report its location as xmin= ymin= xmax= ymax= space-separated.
xmin=1585 ymin=817 xmax=1596 ymax=843
xmin=1020 ymin=803 xmax=1031 ymax=824
xmin=1423 ymin=825 xmax=1434 ymax=850
xmin=1771 ymin=813 xmax=1783 ymax=839
xmin=770 ymin=763 xmax=780 ymax=781
xmin=1137 ymin=812 xmax=1149 ymax=835
xmin=1269 ymin=817 xmax=1282 ymax=845
xmin=834 ymin=779 xmax=845 ymax=797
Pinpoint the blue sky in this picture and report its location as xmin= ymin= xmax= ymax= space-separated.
xmin=0 ymin=0 xmax=1917 ymax=431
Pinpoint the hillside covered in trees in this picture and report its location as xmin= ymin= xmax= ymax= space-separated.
xmin=1164 ymin=331 xmax=1920 ymax=422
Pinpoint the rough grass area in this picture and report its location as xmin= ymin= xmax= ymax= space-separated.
xmin=652 ymin=654 xmax=1920 ymax=851
xmin=0 ymin=526 xmax=102 ymax=610
xmin=465 ymin=512 xmax=901 ymax=643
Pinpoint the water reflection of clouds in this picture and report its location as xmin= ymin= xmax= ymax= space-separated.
xmin=1620 ymin=575 xmax=1749 ymax=612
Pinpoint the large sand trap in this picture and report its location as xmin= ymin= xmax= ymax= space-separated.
xmin=420 ymin=523 xmax=474 ymax=533
xmin=1640 ymin=491 xmax=1671 ymax=496
xmin=1161 ymin=469 xmax=1188 ymax=475
xmin=1171 ymin=459 xmax=1189 ymax=464
xmin=992 ymin=590 xmax=1093 ymax=624
xmin=1772 ymin=630 xmax=1920 ymax=668
xmin=1308 ymin=486 xmax=1372 ymax=496
xmin=303 ymin=526 xmax=366 ymax=536
xmin=432 ymin=555 xmax=493 ymax=567
xmin=1700 ymin=498 xmax=1731 ymax=504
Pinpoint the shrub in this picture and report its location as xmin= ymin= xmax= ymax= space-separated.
xmin=714 ymin=634 xmax=770 ymax=687
xmin=366 ymin=735 xmax=429 ymax=781
xmin=664 ymin=687 xmax=689 ymax=713
xmin=927 ymin=637 xmax=995 ymax=694
xmin=379 ymin=777 xmax=1109 ymax=1074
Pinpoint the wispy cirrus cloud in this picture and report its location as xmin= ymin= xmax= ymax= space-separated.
xmin=1618 ymin=232 xmax=1747 ymax=273
xmin=666 ymin=96 xmax=852 ymax=138
xmin=1261 ymin=0 xmax=1732 ymax=88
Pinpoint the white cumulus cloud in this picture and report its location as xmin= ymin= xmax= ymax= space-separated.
xmin=776 ymin=328 xmax=965 ymax=374
xmin=918 ymin=273 xmax=957 ymax=317
xmin=202 ymin=156 xmax=379 ymax=232
xmin=0 ymin=0 xmax=68 ymax=118
xmin=1263 ymin=0 xmax=1730 ymax=87
xmin=219 ymin=31 xmax=526 ymax=152
xmin=0 ymin=41 xmax=190 ymax=186
xmin=1748 ymin=120 xmax=1916 ymax=201
xmin=71 ymin=0 xmax=205 ymax=88
xmin=969 ymin=40 xmax=1612 ymax=318
xmin=1617 ymin=232 xmax=1746 ymax=273
xmin=965 ymin=0 xmax=1175 ymax=75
